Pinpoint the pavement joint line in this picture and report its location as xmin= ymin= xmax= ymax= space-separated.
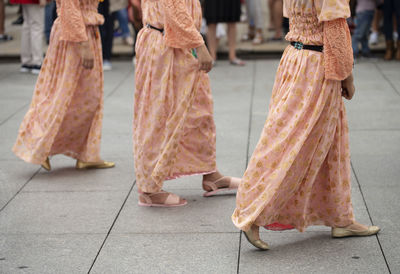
xmin=237 ymin=60 xmax=258 ymax=274
xmin=0 ymin=233 xmax=107 ymax=236
xmin=20 ymin=190 xmax=130 ymax=193
xmin=350 ymin=161 xmax=392 ymax=274
xmin=374 ymin=62 xmax=400 ymax=97
xmin=352 ymin=128 xmax=400 ymax=131
xmin=87 ymin=180 xmax=136 ymax=274
xmin=0 ymin=167 xmax=41 ymax=213
xmin=0 ymin=102 xmax=29 ymax=126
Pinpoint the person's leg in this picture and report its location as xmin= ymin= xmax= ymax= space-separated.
xmin=30 ymin=5 xmax=45 ymax=69
xmin=21 ymin=5 xmax=32 ymax=67
xmin=268 ymin=0 xmax=274 ymax=30
xmin=352 ymin=13 xmax=363 ymax=56
xmin=360 ymin=11 xmax=375 ymax=56
xmin=383 ymin=0 xmax=394 ymax=60
xmin=369 ymin=9 xmax=381 ymax=45
xmin=0 ymin=0 xmax=4 ymax=35
xmin=250 ymin=0 xmax=264 ymax=43
xmin=244 ymin=0 xmax=255 ymax=40
xmin=227 ymin=23 xmax=237 ymax=60
xmin=272 ymin=0 xmax=283 ymax=39
xmin=44 ymin=2 xmax=56 ymax=44
xmin=99 ymin=0 xmax=113 ymax=63
xmin=116 ymin=9 xmax=131 ymax=38
xmin=394 ymin=0 xmax=400 ymax=59
xmin=0 ymin=0 xmax=13 ymax=40
xmin=206 ymin=23 xmax=217 ymax=60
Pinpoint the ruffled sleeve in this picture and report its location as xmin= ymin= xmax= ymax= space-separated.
xmin=161 ymin=0 xmax=204 ymax=49
xmin=314 ymin=0 xmax=351 ymax=22
xmin=323 ymin=18 xmax=353 ymax=81
xmin=59 ymin=0 xmax=88 ymax=42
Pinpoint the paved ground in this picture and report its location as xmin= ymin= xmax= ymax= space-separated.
xmin=0 ymin=58 xmax=399 ymax=274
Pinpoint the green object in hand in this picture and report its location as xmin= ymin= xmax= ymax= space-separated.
xmin=192 ymin=49 xmax=198 ymax=59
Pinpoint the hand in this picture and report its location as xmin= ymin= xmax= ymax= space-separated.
xmin=39 ymin=0 xmax=47 ymax=6
xmin=80 ymin=41 xmax=94 ymax=69
xmin=195 ymin=44 xmax=213 ymax=73
xmin=341 ymin=73 xmax=355 ymax=100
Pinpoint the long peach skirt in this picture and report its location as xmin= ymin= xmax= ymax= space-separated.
xmin=13 ymin=19 xmax=104 ymax=164
xmin=232 ymin=46 xmax=355 ymax=232
xmin=133 ymin=28 xmax=216 ymax=193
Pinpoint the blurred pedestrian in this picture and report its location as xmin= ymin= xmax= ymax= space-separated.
xmin=99 ymin=0 xmax=132 ymax=71
xmin=10 ymin=0 xmax=46 ymax=73
xmin=127 ymin=0 xmax=142 ymax=57
xmin=244 ymin=0 xmax=264 ymax=44
xmin=12 ymin=5 xmax=24 ymax=25
xmin=352 ymin=0 xmax=381 ymax=58
xmin=114 ymin=7 xmax=133 ymax=46
xmin=13 ymin=0 xmax=115 ymax=171
xmin=0 ymin=0 xmax=14 ymax=41
xmin=44 ymin=0 xmax=56 ymax=44
xmin=204 ymin=0 xmax=245 ymax=65
xmin=268 ymin=0 xmax=283 ymax=40
xmin=383 ymin=0 xmax=400 ymax=60
xmin=134 ymin=0 xmax=240 ymax=207
xmin=233 ymin=0 xmax=380 ymax=250
xmin=369 ymin=6 xmax=383 ymax=45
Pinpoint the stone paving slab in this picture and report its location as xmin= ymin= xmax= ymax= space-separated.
xmin=0 ymin=159 xmax=39 ymax=210
xmin=22 ymin=156 xmax=134 ymax=192
xmin=0 ymin=234 xmax=104 ymax=274
xmin=0 ymin=191 xmax=128 ymax=234
xmin=91 ymin=233 xmax=240 ymax=274
xmin=239 ymin=231 xmax=388 ymax=274
xmin=112 ymin=187 xmax=238 ymax=234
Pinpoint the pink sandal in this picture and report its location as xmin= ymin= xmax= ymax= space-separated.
xmin=138 ymin=191 xmax=187 ymax=207
xmin=202 ymin=177 xmax=241 ymax=197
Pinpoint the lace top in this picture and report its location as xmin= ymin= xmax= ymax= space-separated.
xmin=284 ymin=0 xmax=350 ymax=45
xmin=57 ymin=0 xmax=104 ymax=42
xmin=142 ymin=0 xmax=204 ymax=49
xmin=284 ymin=0 xmax=352 ymax=80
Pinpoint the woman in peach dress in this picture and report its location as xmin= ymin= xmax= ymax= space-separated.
xmin=13 ymin=0 xmax=115 ymax=171
xmin=133 ymin=0 xmax=240 ymax=207
xmin=232 ymin=0 xmax=380 ymax=250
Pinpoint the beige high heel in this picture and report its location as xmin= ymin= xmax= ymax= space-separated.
xmin=41 ymin=157 xmax=51 ymax=171
xmin=243 ymin=225 xmax=269 ymax=251
xmin=332 ymin=225 xmax=380 ymax=238
xmin=75 ymin=160 xmax=115 ymax=169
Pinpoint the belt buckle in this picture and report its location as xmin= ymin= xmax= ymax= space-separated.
xmin=294 ymin=42 xmax=304 ymax=50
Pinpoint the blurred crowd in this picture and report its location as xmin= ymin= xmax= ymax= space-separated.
xmin=0 ymin=0 xmax=399 ymax=73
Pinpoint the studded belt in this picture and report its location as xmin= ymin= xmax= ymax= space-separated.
xmin=290 ymin=41 xmax=323 ymax=52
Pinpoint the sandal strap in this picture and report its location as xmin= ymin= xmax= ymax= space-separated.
xmin=203 ymin=176 xmax=227 ymax=191
xmin=164 ymin=193 xmax=181 ymax=205
xmin=139 ymin=193 xmax=153 ymax=204
xmin=141 ymin=191 xmax=182 ymax=206
xmin=228 ymin=177 xmax=241 ymax=189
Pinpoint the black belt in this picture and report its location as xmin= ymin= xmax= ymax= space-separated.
xmin=146 ymin=24 xmax=164 ymax=34
xmin=290 ymin=42 xmax=323 ymax=52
